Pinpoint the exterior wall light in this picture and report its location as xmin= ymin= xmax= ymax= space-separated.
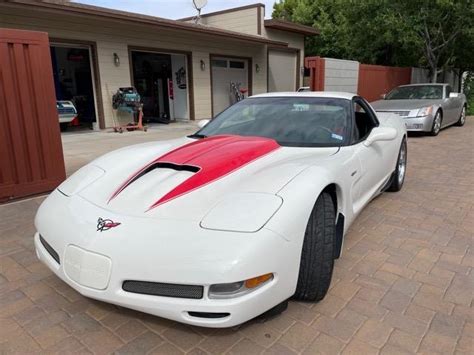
xmin=256 ymin=64 xmax=260 ymax=73
xmin=113 ymin=53 xmax=120 ymax=67
xmin=200 ymin=59 xmax=206 ymax=71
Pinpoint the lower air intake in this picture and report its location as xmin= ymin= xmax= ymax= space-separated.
xmin=122 ymin=280 xmax=203 ymax=299
xmin=39 ymin=235 xmax=60 ymax=264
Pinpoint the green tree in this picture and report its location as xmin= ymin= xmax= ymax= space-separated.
xmin=272 ymin=0 xmax=474 ymax=82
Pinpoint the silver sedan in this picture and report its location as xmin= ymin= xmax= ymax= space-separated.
xmin=371 ymin=84 xmax=467 ymax=136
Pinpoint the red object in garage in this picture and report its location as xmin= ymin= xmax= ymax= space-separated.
xmin=0 ymin=28 xmax=66 ymax=202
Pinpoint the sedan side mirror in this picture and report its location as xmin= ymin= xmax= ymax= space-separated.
xmin=380 ymin=93 xmax=386 ymax=99
xmin=197 ymin=119 xmax=210 ymax=129
xmin=364 ymin=127 xmax=397 ymax=147
xmin=449 ymin=92 xmax=459 ymax=98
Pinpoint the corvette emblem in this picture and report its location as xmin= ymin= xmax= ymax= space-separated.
xmin=97 ymin=218 xmax=121 ymax=232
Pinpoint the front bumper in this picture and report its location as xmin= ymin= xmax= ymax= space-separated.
xmin=402 ymin=115 xmax=434 ymax=132
xmin=34 ymin=190 xmax=297 ymax=327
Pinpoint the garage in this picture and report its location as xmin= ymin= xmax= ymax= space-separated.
xmin=211 ymin=56 xmax=251 ymax=116
xmin=130 ymin=49 xmax=190 ymax=123
xmin=268 ymin=49 xmax=299 ymax=92
xmin=50 ymin=41 xmax=99 ymax=130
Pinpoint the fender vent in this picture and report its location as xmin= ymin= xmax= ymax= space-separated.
xmin=39 ymin=235 xmax=60 ymax=264
xmin=122 ymin=280 xmax=203 ymax=299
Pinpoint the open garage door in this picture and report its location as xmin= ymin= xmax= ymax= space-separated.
xmin=268 ymin=49 xmax=298 ymax=92
xmin=211 ymin=56 xmax=250 ymax=116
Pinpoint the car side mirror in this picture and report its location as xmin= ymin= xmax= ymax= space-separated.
xmin=380 ymin=93 xmax=386 ymax=99
xmin=449 ymin=92 xmax=459 ymax=98
xmin=364 ymin=127 xmax=397 ymax=147
xmin=197 ymin=119 xmax=210 ymax=129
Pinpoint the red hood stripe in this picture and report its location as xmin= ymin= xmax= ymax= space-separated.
xmin=109 ymin=135 xmax=280 ymax=210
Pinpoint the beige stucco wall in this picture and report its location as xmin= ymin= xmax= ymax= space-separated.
xmin=198 ymin=7 xmax=260 ymax=35
xmin=0 ymin=7 xmax=268 ymax=127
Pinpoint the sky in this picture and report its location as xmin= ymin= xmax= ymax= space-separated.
xmin=74 ymin=0 xmax=279 ymax=20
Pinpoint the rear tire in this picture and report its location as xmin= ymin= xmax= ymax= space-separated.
xmin=428 ymin=110 xmax=442 ymax=136
xmin=387 ymin=138 xmax=407 ymax=192
xmin=455 ymin=106 xmax=466 ymax=126
xmin=294 ymin=192 xmax=335 ymax=302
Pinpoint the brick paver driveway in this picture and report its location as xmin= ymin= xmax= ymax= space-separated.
xmin=1 ymin=119 xmax=473 ymax=354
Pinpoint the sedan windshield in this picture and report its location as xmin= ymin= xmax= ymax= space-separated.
xmin=194 ymin=97 xmax=351 ymax=147
xmin=386 ymin=85 xmax=443 ymax=100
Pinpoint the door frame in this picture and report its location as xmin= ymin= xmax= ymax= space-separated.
xmin=267 ymin=46 xmax=301 ymax=92
xmin=209 ymin=53 xmax=253 ymax=117
xmin=49 ymin=38 xmax=105 ymax=129
xmin=128 ymin=45 xmax=194 ymax=120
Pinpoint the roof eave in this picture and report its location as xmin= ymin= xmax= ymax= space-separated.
xmin=264 ymin=19 xmax=319 ymax=36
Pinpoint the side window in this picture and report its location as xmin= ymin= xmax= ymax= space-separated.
xmin=352 ymin=99 xmax=378 ymax=143
xmin=446 ymin=85 xmax=452 ymax=98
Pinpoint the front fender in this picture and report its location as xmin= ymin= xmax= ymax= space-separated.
xmin=265 ymin=166 xmax=345 ymax=243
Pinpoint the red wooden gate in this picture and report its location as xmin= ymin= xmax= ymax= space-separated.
xmin=0 ymin=28 xmax=65 ymax=202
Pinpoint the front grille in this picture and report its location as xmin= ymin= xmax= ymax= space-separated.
xmin=122 ymin=280 xmax=204 ymax=299
xmin=57 ymin=107 xmax=76 ymax=115
xmin=39 ymin=235 xmax=60 ymax=264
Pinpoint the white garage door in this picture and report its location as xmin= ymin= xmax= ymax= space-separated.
xmin=211 ymin=57 xmax=248 ymax=115
xmin=268 ymin=49 xmax=298 ymax=92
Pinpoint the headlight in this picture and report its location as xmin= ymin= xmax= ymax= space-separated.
xmin=416 ymin=106 xmax=433 ymax=117
xmin=200 ymin=193 xmax=283 ymax=233
xmin=57 ymin=164 xmax=105 ymax=196
xmin=209 ymin=273 xmax=274 ymax=299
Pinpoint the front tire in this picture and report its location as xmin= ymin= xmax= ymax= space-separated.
xmin=428 ymin=110 xmax=442 ymax=136
xmin=387 ymin=138 xmax=407 ymax=192
xmin=294 ymin=192 xmax=335 ymax=302
xmin=456 ymin=106 xmax=466 ymax=126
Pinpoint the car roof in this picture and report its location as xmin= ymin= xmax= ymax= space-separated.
xmin=250 ymin=91 xmax=356 ymax=100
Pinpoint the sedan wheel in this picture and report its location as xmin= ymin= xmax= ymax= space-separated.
xmin=456 ymin=106 xmax=466 ymax=126
xmin=429 ymin=111 xmax=442 ymax=136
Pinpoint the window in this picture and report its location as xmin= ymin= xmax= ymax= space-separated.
xmin=352 ymin=98 xmax=378 ymax=143
xmin=211 ymin=59 xmax=227 ymax=68
xmin=229 ymin=60 xmax=245 ymax=69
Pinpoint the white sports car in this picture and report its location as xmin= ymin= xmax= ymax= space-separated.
xmin=34 ymin=92 xmax=407 ymax=328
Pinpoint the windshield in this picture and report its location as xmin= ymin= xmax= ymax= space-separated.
xmin=385 ymin=85 xmax=443 ymax=100
xmin=194 ymin=97 xmax=351 ymax=147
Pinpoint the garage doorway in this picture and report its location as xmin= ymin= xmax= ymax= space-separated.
xmin=211 ymin=55 xmax=251 ymax=116
xmin=130 ymin=49 xmax=190 ymax=123
xmin=268 ymin=48 xmax=299 ymax=92
xmin=50 ymin=42 xmax=98 ymax=130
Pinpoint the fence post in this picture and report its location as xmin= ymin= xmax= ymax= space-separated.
xmin=304 ymin=56 xmax=325 ymax=91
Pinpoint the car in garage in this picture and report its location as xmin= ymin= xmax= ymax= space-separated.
xmin=57 ymin=100 xmax=77 ymax=130
xmin=371 ymin=83 xmax=467 ymax=136
xmin=34 ymin=92 xmax=407 ymax=328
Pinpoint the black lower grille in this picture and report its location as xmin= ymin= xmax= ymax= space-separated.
xmin=188 ymin=312 xmax=230 ymax=319
xmin=122 ymin=280 xmax=203 ymax=299
xmin=39 ymin=235 xmax=60 ymax=264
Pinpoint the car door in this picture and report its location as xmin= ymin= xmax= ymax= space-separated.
xmin=350 ymin=98 xmax=393 ymax=212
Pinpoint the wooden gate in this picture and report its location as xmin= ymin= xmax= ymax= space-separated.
xmin=304 ymin=56 xmax=325 ymax=91
xmin=0 ymin=28 xmax=65 ymax=202
xmin=358 ymin=64 xmax=412 ymax=102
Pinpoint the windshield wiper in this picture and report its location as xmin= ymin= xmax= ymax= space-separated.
xmin=187 ymin=133 xmax=208 ymax=139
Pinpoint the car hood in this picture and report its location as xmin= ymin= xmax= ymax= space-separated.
xmin=66 ymin=135 xmax=339 ymax=219
xmin=371 ymin=99 xmax=441 ymax=111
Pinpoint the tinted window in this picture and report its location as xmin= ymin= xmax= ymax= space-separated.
xmin=386 ymin=85 xmax=443 ymax=100
xmin=195 ymin=97 xmax=351 ymax=147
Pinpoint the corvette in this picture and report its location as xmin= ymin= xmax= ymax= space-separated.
xmin=34 ymin=92 xmax=407 ymax=327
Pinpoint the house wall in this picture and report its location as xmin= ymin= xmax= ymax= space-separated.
xmin=0 ymin=7 xmax=268 ymax=126
xmin=196 ymin=7 xmax=260 ymax=35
